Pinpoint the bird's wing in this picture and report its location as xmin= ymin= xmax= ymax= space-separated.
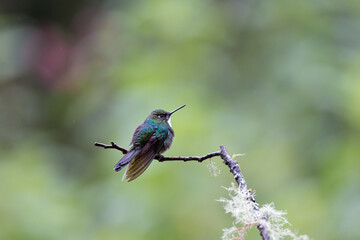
xmin=113 ymin=124 xmax=154 ymax=174
xmin=126 ymin=134 xmax=164 ymax=182
xmin=131 ymin=124 xmax=155 ymax=146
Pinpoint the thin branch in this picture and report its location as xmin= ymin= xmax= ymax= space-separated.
xmin=218 ymin=145 xmax=269 ymax=240
xmin=94 ymin=142 xmax=221 ymax=162
xmin=94 ymin=141 xmax=270 ymax=240
xmin=156 ymin=150 xmax=222 ymax=162
xmin=219 ymin=145 xmax=247 ymax=190
xmin=94 ymin=142 xmax=127 ymax=154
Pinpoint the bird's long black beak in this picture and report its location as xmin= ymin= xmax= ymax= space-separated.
xmin=169 ymin=104 xmax=186 ymax=115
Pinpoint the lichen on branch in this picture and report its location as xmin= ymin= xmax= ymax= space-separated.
xmin=219 ymin=183 xmax=310 ymax=240
xmin=94 ymin=141 xmax=309 ymax=240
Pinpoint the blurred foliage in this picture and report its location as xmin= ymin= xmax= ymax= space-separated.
xmin=1 ymin=0 xmax=360 ymax=239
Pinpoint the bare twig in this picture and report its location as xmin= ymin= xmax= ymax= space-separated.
xmin=94 ymin=141 xmax=270 ymax=240
xmin=94 ymin=142 xmax=221 ymax=162
xmin=94 ymin=142 xmax=127 ymax=154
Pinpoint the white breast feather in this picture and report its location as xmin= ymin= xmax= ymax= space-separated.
xmin=167 ymin=116 xmax=172 ymax=128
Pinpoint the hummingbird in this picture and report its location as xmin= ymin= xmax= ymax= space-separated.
xmin=114 ymin=105 xmax=186 ymax=182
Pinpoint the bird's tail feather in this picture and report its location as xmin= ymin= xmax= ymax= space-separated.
xmin=113 ymin=148 xmax=139 ymax=172
xmin=121 ymin=165 xmax=129 ymax=181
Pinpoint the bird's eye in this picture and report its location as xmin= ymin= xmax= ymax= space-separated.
xmin=157 ymin=115 xmax=164 ymax=119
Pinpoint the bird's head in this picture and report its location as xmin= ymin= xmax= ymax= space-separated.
xmin=146 ymin=105 xmax=186 ymax=126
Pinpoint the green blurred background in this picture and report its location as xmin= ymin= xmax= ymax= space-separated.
xmin=1 ymin=0 xmax=360 ymax=239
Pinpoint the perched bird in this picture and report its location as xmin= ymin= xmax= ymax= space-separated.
xmin=114 ymin=105 xmax=186 ymax=181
